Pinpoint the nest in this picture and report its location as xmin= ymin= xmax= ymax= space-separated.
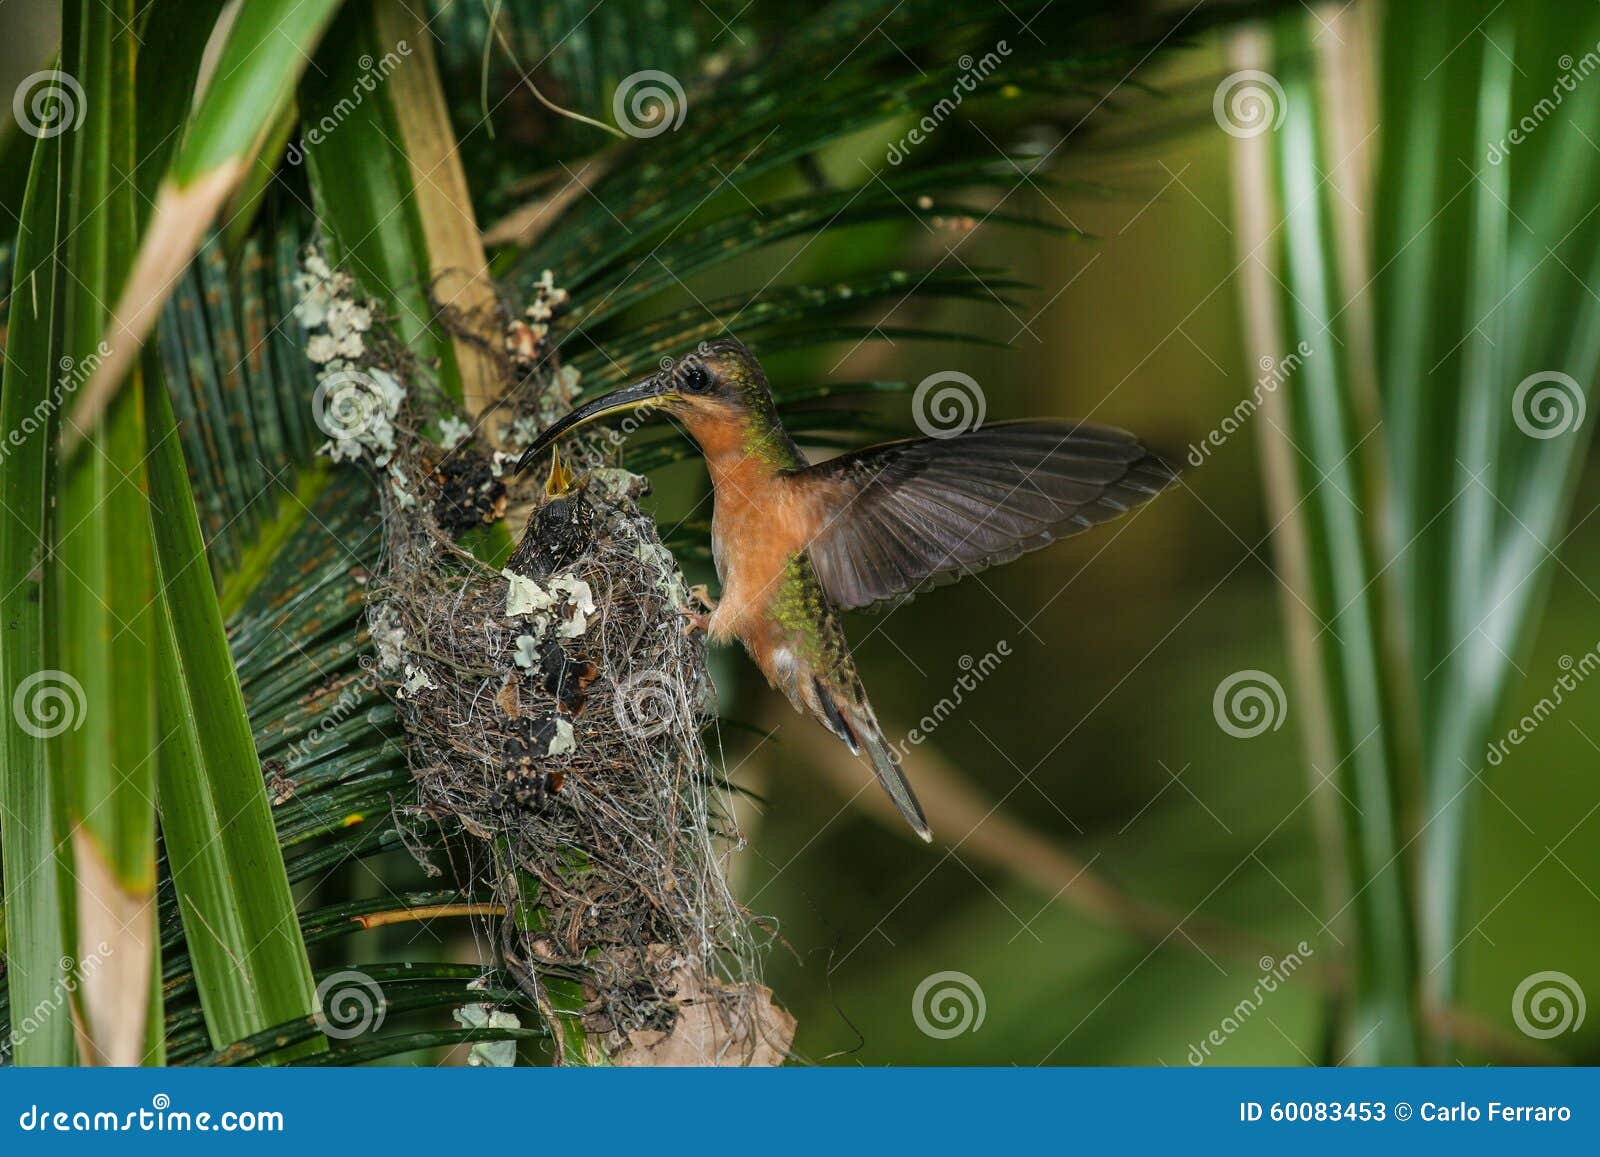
xmin=296 ymin=251 xmax=788 ymax=1062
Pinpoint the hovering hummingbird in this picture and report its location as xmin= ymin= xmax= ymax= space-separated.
xmin=519 ymin=338 xmax=1174 ymax=842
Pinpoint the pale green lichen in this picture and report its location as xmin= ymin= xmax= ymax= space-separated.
xmin=503 ymin=570 xmax=556 ymax=618
xmin=438 ymin=415 xmax=471 ymax=449
xmin=452 ymin=1004 xmax=522 ymax=1067
xmin=400 ymin=663 xmax=437 ymax=699
xmin=550 ymin=575 xmax=596 ymax=638
xmin=370 ymin=605 xmax=407 ymax=673
xmin=548 ymin=717 xmax=576 ymax=757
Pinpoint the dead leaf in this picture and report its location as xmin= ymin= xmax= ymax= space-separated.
xmin=372 ymin=2 xmax=500 ymax=424
xmin=611 ymin=965 xmax=795 ymax=1067
xmin=66 ymin=163 xmax=244 ymax=455
xmin=71 ymin=829 xmax=156 ymax=1066
xmin=495 ymin=675 xmax=522 ymax=718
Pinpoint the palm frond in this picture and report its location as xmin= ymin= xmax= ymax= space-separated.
xmin=471 ymin=0 xmax=1272 ymax=457
xmin=1234 ymin=0 xmax=1600 ymax=1062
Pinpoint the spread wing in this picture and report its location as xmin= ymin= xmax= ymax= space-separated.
xmin=799 ymin=419 xmax=1175 ymax=612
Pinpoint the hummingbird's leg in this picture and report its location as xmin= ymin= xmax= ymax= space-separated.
xmin=681 ymin=584 xmax=718 ymax=636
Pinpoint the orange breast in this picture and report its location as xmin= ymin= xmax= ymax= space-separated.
xmin=704 ymin=451 xmax=817 ymax=647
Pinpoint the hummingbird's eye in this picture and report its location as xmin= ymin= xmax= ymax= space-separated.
xmin=681 ymin=363 xmax=712 ymax=393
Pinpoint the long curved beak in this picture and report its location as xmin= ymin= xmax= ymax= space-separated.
xmin=515 ymin=377 xmax=677 ymax=473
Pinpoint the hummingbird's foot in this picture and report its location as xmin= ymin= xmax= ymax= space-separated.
xmin=687 ymin=583 xmax=719 ymax=612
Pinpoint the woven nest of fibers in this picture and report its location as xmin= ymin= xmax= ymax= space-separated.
xmin=295 ymin=253 xmax=791 ymax=1064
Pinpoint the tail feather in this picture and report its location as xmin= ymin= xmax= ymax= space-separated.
xmin=859 ymin=720 xmax=933 ymax=843
xmin=812 ymin=678 xmax=932 ymax=842
xmin=815 ymin=686 xmax=860 ymax=755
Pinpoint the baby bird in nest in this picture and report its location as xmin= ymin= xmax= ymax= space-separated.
xmin=519 ymin=338 xmax=1174 ymax=842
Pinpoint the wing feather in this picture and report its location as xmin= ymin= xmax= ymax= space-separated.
xmin=799 ymin=419 xmax=1175 ymax=611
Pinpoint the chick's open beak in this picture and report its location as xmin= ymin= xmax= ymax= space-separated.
xmin=516 ymin=377 xmax=676 ymax=472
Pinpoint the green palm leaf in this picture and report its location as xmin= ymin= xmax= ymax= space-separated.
xmin=1234 ymin=0 xmax=1600 ymax=1062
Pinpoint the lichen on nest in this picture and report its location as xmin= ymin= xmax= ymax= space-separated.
xmin=293 ymin=247 xmax=787 ymax=1063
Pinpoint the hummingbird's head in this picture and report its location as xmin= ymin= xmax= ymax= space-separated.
xmin=516 ymin=337 xmax=780 ymax=471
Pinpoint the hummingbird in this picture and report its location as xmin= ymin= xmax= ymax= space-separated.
xmin=518 ymin=338 xmax=1174 ymax=842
